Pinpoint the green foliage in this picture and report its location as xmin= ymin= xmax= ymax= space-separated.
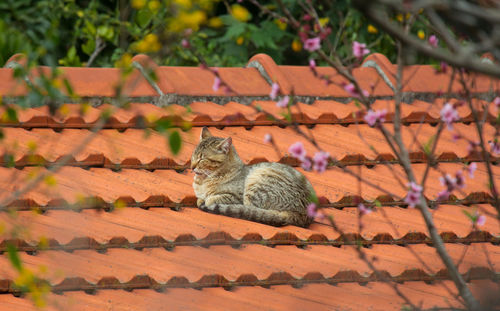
xmin=169 ymin=130 xmax=182 ymax=155
xmin=0 ymin=0 xmax=438 ymax=67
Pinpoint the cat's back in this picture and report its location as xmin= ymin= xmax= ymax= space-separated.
xmin=245 ymin=162 xmax=313 ymax=210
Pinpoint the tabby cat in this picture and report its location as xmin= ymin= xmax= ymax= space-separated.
xmin=191 ymin=127 xmax=314 ymax=227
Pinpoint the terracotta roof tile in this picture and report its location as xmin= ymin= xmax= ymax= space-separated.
xmin=0 ymin=53 xmax=499 ymax=310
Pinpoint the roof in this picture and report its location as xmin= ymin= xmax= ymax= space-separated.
xmin=0 ymin=52 xmax=499 ymax=310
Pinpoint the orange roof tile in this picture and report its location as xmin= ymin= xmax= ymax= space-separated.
xmin=0 ymin=53 xmax=499 ymax=310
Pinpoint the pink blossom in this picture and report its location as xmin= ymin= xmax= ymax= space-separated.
xmin=440 ymin=102 xmax=460 ymax=130
xmin=437 ymin=189 xmax=450 ymax=201
xmin=312 ymin=151 xmax=330 ymax=173
xmin=181 ymin=39 xmax=190 ymax=48
xmin=358 ymin=203 xmax=372 ymax=215
xmin=467 ymin=141 xmax=479 ymax=153
xmin=344 ymin=83 xmax=369 ymax=99
xmin=289 ymin=141 xmax=306 ymax=160
xmin=304 ymin=37 xmax=321 ymax=52
xmin=212 ymin=77 xmax=221 ymax=91
xmin=405 ymin=182 xmax=422 ymax=208
xmin=490 ymin=140 xmax=500 ymax=154
xmin=270 ymin=82 xmax=280 ymax=100
xmin=476 ymin=214 xmax=486 ymax=226
xmin=276 ymin=96 xmax=289 ymax=108
xmin=440 ymin=62 xmax=447 ymax=73
xmin=440 ymin=174 xmax=456 ymax=192
xmin=263 ymin=133 xmax=272 ymax=144
xmin=364 ymin=109 xmax=388 ymax=127
xmin=352 ymin=41 xmax=370 ymax=60
xmin=309 ymin=59 xmax=316 ymax=70
xmin=307 ymin=202 xmax=324 ymax=219
xmin=301 ymin=157 xmax=312 ymax=171
xmin=429 ymin=35 xmax=439 ymax=48
xmin=468 ymin=162 xmax=477 ymax=178
xmin=307 ymin=203 xmax=317 ymax=217
xmin=494 ymin=97 xmax=500 ymax=109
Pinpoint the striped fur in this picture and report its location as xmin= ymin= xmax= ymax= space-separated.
xmin=191 ymin=128 xmax=314 ymax=228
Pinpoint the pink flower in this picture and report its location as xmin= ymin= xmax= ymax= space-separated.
xmin=181 ymin=39 xmax=190 ymax=48
xmin=440 ymin=102 xmax=460 ymax=130
xmin=494 ymin=97 xmax=500 ymax=109
xmin=212 ymin=77 xmax=221 ymax=91
xmin=352 ymin=41 xmax=370 ymax=60
xmin=301 ymin=157 xmax=312 ymax=171
xmin=440 ymin=174 xmax=456 ymax=192
xmin=437 ymin=189 xmax=450 ymax=201
xmin=476 ymin=214 xmax=486 ymax=226
xmin=309 ymin=59 xmax=316 ymax=71
xmin=364 ymin=109 xmax=388 ymax=127
xmin=405 ymin=182 xmax=422 ymax=208
xmin=270 ymin=82 xmax=280 ymax=100
xmin=455 ymin=170 xmax=465 ymax=189
xmin=312 ymin=151 xmax=330 ymax=173
xmin=307 ymin=203 xmax=317 ymax=217
xmin=276 ymin=96 xmax=289 ymax=108
xmin=289 ymin=142 xmax=306 ymax=160
xmin=467 ymin=141 xmax=479 ymax=153
xmin=344 ymin=83 xmax=369 ymax=99
xmin=358 ymin=203 xmax=372 ymax=215
xmin=468 ymin=162 xmax=477 ymax=178
xmin=263 ymin=133 xmax=272 ymax=143
xmin=304 ymin=37 xmax=321 ymax=52
xmin=490 ymin=140 xmax=500 ymax=154
xmin=429 ymin=35 xmax=439 ymax=48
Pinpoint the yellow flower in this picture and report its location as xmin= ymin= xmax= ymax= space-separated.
xmin=231 ymin=4 xmax=250 ymax=22
xmin=44 ymin=175 xmax=57 ymax=187
xmin=291 ymin=39 xmax=302 ymax=52
xmin=274 ymin=19 xmax=287 ymax=30
xmin=114 ymin=53 xmax=132 ymax=68
xmin=417 ymin=30 xmax=425 ymax=40
xmin=396 ymin=14 xmax=403 ymax=22
xmin=135 ymin=33 xmax=161 ymax=53
xmin=236 ymin=36 xmax=244 ymax=45
xmin=148 ymin=0 xmax=160 ymax=11
xmin=208 ymin=17 xmax=223 ymax=28
xmin=171 ymin=10 xmax=207 ymax=32
xmin=132 ymin=0 xmax=146 ymax=9
xmin=367 ymin=24 xmax=378 ymax=34
xmin=174 ymin=0 xmax=192 ymax=9
xmin=318 ymin=17 xmax=329 ymax=27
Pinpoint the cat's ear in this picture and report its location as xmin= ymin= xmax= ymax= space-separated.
xmin=200 ymin=127 xmax=212 ymax=140
xmin=218 ymin=137 xmax=232 ymax=154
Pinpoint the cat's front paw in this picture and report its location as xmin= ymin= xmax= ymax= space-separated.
xmin=197 ymin=198 xmax=205 ymax=207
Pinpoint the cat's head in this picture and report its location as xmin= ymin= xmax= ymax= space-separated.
xmin=191 ymin=127 xmax=234 ymax=177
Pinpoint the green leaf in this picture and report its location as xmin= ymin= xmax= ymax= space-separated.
xmin=82 ymin=38 xmax=95 ymax=56
xmin=7 ymin=243 xmax=22 ymax=272
xmin=374 ymin=200 xmax=382 ymax=207
xmin=221 ymin=23 xmax=246 ymax=41
xmin=423 ymin=135 xmax=435 ymax=155
xmin=155 ymin=118 xmax=171 ymax=132
xmin=6 ymin=107 xmax=18 ymax=122
xmin=4 ymin=154 xmax=14 ymax=168
xmin=136 ymin=8 xmax=153 ymax=28
xmin=169 ymin=130 xmax=181 ymax=155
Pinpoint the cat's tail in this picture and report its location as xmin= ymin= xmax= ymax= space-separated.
xmin=199 ymin=203 xmax=313 ymax=228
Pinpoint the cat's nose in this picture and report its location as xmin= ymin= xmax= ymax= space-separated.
xmin=190 ymin=160 xmax=197 ymax=170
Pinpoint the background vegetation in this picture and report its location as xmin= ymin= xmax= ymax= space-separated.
xmin=0 ymin=0 xmax=434 ymax=68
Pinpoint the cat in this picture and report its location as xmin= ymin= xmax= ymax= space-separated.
xmin=191 ymin=127 xmax=314 ymax=227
